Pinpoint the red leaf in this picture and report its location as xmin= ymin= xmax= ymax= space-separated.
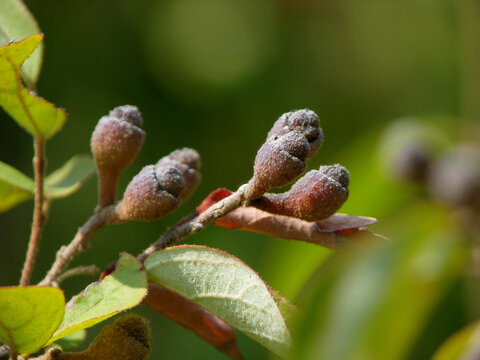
xmin=143 ymin=283 xmax=244 ymax=360
xmin=196 ymin=188 xmax=233 ymax=214
xmin=198 ymin=189 xmax=378 ymax=249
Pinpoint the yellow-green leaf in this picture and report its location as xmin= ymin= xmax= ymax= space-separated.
xmin=51 ymin=329 xmax=87 ymax=352
xmin=45 ymin=155 xmax=96 ymax=198
xmin=291 ymin=233 xmax=466 ymax=360
xmin=0 ymin=161 xmax=33 ymax=212
xmin=0 ymin=0 xmax=43 ymax=86
xmin=432 ymin=322 xmax=480 ymax=360
xmin=0 ymin=286 xmax=65 ymax=355
xmin=0 ymin=34 xmax=66 ymax=139
xmin=48 ymin=253 xmax=147 ymax=344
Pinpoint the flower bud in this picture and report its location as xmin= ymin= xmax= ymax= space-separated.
xmin=91 ymin=105 xmax=146 ymax=207
xmin=251 ymin=164 xmax=350 ymax=221
xmin=268 ymin=109 xmax=323 ymax=159
xmin=156 ymin=148 xmax=201 ymax=200
xmin=115 ymin=164 xmax=184 ymax=221
xmin=48 ymin=314 xmax=150 ymax=360
xmin=427 ymin=146 xmax=480 ymax=209
xmin=245 ymin=131 xmax=310 ymax=199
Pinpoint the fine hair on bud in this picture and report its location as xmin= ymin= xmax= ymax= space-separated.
xmin=268 ymin=109 xmax=323 ymax=159
xmin=245 ymin=131 xmax=310 ymax=199
xmin=156 ymin=148 xmax=201 ymax=200
xmin=251 ymin=164 xmax=350 ymax=221
xmin=116 ymin=164 xmax=184 ymax=222
xmin=91 ymin=105 xmax=146 ymax=207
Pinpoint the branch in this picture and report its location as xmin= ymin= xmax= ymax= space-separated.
xmin=20 ymin=138 xmax=46 ymax=286
xmin=137 ymin=185 xmax=247 ymax=262
xmin=39 ymin=205 xmax=117 ymax=286
xmin=55 ymin=265 xmax=100 ymax=285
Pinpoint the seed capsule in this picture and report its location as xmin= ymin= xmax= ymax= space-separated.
xmin=91 ymin=105 xmax=145 ymax=207
xmin=251 ymin=164 xmax=350 ymax=221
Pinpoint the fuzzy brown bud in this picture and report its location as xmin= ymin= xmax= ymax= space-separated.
xmin=268 ymin=109 xmax=323 ymax=159
xmin=91 ymin=105 xmax=145 ymax=207
xmin=251 ymin=164 xmax=350 ymax=221
xmin=48 ymin=314 xmax=150 ymax=360
xmin=115 ymin=164 xmax=184 ymax=221
xmin=245 ymin=131 xmax=310 ymax=199
xmin=156 ymin=148 xmax=201 ymax=200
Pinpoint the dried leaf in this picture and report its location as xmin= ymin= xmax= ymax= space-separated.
xmin=197 ymin=189 xmax=377 ymax=250
xmin=143 ymin=283 xmax=243 ymax=360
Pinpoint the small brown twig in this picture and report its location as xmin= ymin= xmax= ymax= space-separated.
xmin=39 ymin=205 xmax=117 ymax=286
xmin=55 ymin=265 xmax=100 ymax=285
xmin=137 ymin=184 xmax=247 ymax=263
xmin=20 ymin=138 xmax=46 ymax=286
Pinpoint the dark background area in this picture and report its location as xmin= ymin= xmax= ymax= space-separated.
xmin=1 ymin=1 xmax=479 ymax=359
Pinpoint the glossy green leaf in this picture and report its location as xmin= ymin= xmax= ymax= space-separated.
xmin=145 ymin=245 xmax=292 ymax=357
xmin=432 ymin=322 xmax=480 ymax=360
xmin=0 ymin=34 xmax=66 ymax=139
xmin=0 ymin=286 xmax=65 ymax=355
xmin=45 ymin=155 xmax=96 ymax=198
xmin=0 ymin=0 xmax=43 ymax=86
xmin=48 ymin=253 xmax=147 ymax=344
xmin=291 ymin=233 xmax=466 ymax=360
xmin=51 ymin=329 xmax=87 ymax=352
xmin=0 ymin=161 xmax=33 ymax=212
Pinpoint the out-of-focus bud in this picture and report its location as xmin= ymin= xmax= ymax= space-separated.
xmin=427 ymin=146 xmax=480 ymax=209
xmin=245 ymin=131 xmax=310 ymax=199
xmin=115 ymin=164 xmax=184 ymax=222
xmin=378 ymin=119 xmax=446 ymax=183
xmin=156 ymin=148 xmax=201 ymax=200
xmin=47 ymin=314 xmax=150 ymax=360
xmin=91 ymin=105 xmax=146 ymax=207
xmin=251 ymin=164 xmax=350 ymax=221
xmin=394 ymin=141 xmax=431 ymax=182
xmin=267 ymin=109 xmax=323 ymax=159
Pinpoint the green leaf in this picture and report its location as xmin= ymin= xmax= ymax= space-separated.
xmin=432 ymin=322 xmax=480 ymax=360
xmin=145 ymin=245 xmax=292 ymax=357
xmin=291 ymin=232 xmax=467 ymax=360
xmin=0 ymin=161 xmax=33 ymax=212
xmin=51 ymin=329 xmax=87 ymax=352
xmin=45 ymin=155 xmax=96 ymax=198
xmin=0 ymin=34 xmax=66 ymax=139
xmin=48 ymin=252 xmax=147 ymax=344
xmin=0 ymin=286 xmax=65 ymax=355
xmin=0 ymin=0 xmax=43 ymax=86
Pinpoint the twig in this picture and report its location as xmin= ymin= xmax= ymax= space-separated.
xmin=138 ymin=185 xmax=247 ymax=262
xmin=55 ymin=265 xmax=100 ymax=285
xmin=39 ymin=205 xmax=117 ymax=286
xmin=20 ymin=138 xmax=46 ymax=286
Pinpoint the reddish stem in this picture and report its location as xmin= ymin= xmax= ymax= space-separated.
xmin=20 ymin=138 xmax=46 ymax=286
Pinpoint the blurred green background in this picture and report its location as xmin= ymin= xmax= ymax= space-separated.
xmin=1 ymin=1 xmax=479 ymax=359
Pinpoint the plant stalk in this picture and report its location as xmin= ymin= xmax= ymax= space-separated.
xmin=20 ymin=138 xmax=46 ymax=286
xmin=137 ymin=185 xmax=247 ymax=262
xmin=39 ymin=205 xmax=117 ymax=286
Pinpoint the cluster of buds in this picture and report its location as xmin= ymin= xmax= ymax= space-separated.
xmin=115 ymin=149 xmax=200 ymax=221
xmin=91 ymin=105 xmax=200 ymax=222
xmin=91 ymin=106 xmax=349 ymax=225
xmin=245 ymin=109 xmax=350 ymax=221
